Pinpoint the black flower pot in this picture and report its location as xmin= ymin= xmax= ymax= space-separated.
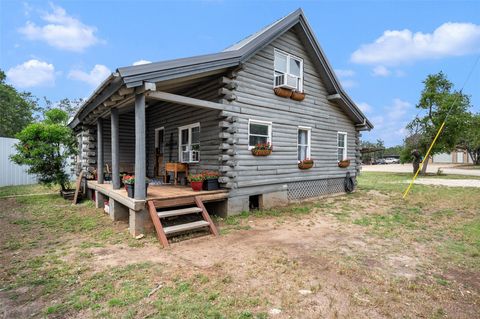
xmin=126 ymin=183 xmax=149 ymax=198
xmin=203 ymin=179 xmax=219 ymax=191
xmin=126 ymin=184 xmax=134 ymax=198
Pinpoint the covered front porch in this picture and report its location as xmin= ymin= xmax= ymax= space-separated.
xmin=89 ymin=181 xmax=228 ymax=236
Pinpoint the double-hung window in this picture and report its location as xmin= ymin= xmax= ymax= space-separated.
xmin=298 ymin=127 xmax=311 ymax=162
xmin=337 ymin=132 xmax=347 ymax=161
xmin=273 ymin=49 xmax=303 ymax=92
xmin=178 ymin=123 xmax=200 ymax=163
xmin=248 ymin=120 xmax=272 ymax=149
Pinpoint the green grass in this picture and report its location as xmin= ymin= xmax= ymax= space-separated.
xmin=0 ymin=184 xmax=55 ymax=197
xmin=1 ymin=176 xmax=479 ymax=317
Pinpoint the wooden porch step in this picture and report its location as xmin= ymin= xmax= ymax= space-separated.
xmin=157 ymin=207 xmax=202 ymax=219
xmin=163 ymin=220 xmax=210 ymax=235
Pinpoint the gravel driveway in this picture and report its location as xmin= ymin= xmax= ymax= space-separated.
xmin=408 ymin=178 xmax=480 ymax=188
xmin=363 ymin=164 xmax=480 ymax=177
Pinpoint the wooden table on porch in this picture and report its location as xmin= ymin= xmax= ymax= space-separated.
xmin=164 ymin=162 xmax=189 ymax=185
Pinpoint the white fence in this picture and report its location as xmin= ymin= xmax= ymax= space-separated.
xmin=0 ymin=137 xmax=38 ymax=187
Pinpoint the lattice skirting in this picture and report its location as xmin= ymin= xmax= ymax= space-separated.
xmin=287 ymin=177 xmax=355 ymax=201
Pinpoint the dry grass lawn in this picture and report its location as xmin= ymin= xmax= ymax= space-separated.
xmin=0 ymin=172 xmax=479 ymax=318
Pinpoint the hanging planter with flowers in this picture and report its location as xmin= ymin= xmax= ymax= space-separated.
xmin=338 ymin=159 xmax=351 ymax=168
xmin=291 ymin=91 xmax=306 ymax=101
xmin=273 ymin=87 xmax=293 ymax=98
xmin=251 ymin=143 xmax=273 ymax=156
xmin=298 ymin=158 xmax=314 ymax=169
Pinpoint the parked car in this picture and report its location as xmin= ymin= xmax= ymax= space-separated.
xmin=385 ymin=158 xmax=400 ymax=164
xmin=373 ymin=158 xmax=386 ymax=165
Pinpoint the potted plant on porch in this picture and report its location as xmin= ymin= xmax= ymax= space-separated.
xmin=122 ymin=175 xmax=150 ymax=198
xmin=202 ymin=171 xmax=220 ymax=190
xmin=188 ymin=173 xmax=205 ymax=191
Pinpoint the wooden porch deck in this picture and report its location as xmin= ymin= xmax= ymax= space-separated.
xmin=87 ymin=181 xmax=228 ymax=210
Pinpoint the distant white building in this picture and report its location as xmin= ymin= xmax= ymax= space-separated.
xmin=431 ymin=148 xmax=473 ymax=164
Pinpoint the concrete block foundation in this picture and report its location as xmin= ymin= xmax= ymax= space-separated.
xmin=109 ymin=198 xmax=129 ymax=221
xmin=95 ymin=191 xmax=106 ymax=209
xmin=261 ymin=190 xmax=288 ymax=209
xmin=129 ymin=208 xmax=154 ymax=237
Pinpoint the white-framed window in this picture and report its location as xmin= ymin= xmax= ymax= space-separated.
xmin=154 ymin=127 xmax=164 ymax=154
xmin=178 ymin=123 xmax=200 ymax=163
xmin=248 ymin=119 xmax=272 ymax=150
xmin=273 ymin=49 xmax=303 ymax=92
xmin=337 ymin=132 xmax=347 ymax=161
xmin=298 ymin=127 xmax=311 ymax=162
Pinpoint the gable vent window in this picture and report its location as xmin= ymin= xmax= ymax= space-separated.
xmin=274 ymin=49 xmax=303 ymax=92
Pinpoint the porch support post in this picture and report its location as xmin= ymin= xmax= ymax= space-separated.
xmin=111 ymin=108 xmax=120 ymax=189
xmin=97 ymin=119 xmax=104 ymax=184
xmin=134 ymin=93 xmax=146 ymax=200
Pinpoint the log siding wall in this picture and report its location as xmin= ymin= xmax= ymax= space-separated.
xmin=226 ymin=28 xmax=359 ymax=197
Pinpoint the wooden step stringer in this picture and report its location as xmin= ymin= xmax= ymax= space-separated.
xmin=147 ymin=196 xmax=219 ymax=248
xmin=147 ymin=201 xmax=169 ymax=247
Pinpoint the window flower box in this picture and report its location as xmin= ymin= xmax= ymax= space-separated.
xmin=291 ymin=91 xmax=305 ymax=101
xmin=273 ymin=87 xmax=292 ymax=98
xmin=298 ymin=159 xmax=314 ymax=169
xmin=251 ymin=143 xmax=273 ymax=156
xmin=338 ymin=159 xmax=350 ymax=168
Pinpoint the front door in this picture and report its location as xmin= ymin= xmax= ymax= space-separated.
xmin=155 ymin=128 xmax=165 ymax=177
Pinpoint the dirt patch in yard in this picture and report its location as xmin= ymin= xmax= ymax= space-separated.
xmin=1 ymin=174 xmax=479 ymax=318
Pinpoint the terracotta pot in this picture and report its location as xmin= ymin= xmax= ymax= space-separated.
xmin=190 ymin=181 xmax=203 ymax=191
xmin=251 ymin=149 xmax=272 ymax=156
xmin=338 ymin=160 xmax=351 ymax=168
xmin=274 ymin=87 xmax=292 ymax=98
xmin=291 ymin=91 xmax=306 ymax=101
xmin=298 ymin=161 xmax=314 ymax=169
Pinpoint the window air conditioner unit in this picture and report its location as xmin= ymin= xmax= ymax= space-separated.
xmin=181 ymin=150 xmax=200 ymax=163
xmin=274 ymin=74 xmax=298 ymax=90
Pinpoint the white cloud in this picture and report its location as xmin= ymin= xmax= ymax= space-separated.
xmin=339 ymin=79 xmax=357 ymax=88
xmin=351 ymin=22 xmax=480 ymax=65
xmin=335 ymin=69 xmax=355 ymax=78
xmin=19 ymin=4 xmax=99 ymax=52
xmin=68 ymin=64 xmax=111 ymax=87
xmin=334 ymin=69 xmax=357 ymax=88
xmin=132 ymin=60 xmax=152 ymax=66
xmin=372 ymin=65 xmax=391 ymax=77
xmin=6 ymin=59 xmax=55 ymax=88
xmin=357 ymin=102 xmax=372 ymax=114
xmin=360 ymin=98 xmax=413 ymax=146
xmin=387 ymin=98 xmax=411 ymax=119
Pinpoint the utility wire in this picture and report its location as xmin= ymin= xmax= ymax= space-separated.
xmin=402 ymin=54 xmax=480 ymax=199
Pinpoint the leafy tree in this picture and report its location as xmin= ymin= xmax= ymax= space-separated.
xmin=0 ymin=69 xmax=39 ymax=137
xmin=404 ymin=72 xmax=470 ymax=173
xmin=42 ymin=97 xmax=84 ymax=119
xmin=10 ymin=109 xmax=77 ymax=191
xmin=384 ymin=145 xmax=403 ymax=157
xmin=459 ymin=112 xmax=480 ymax=165
xmin=360 ymin=139 xmax=385 ymax=163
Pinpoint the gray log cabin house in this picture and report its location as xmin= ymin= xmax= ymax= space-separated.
xmin=69 ymin=8 xmax=372 ymax=240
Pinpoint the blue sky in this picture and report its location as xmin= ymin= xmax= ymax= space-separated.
xmin=1 ymin=0 xmax=479 ymax=146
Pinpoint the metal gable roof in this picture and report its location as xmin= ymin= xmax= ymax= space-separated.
xmin=71 ymin=8 xmax=372 ymax=130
